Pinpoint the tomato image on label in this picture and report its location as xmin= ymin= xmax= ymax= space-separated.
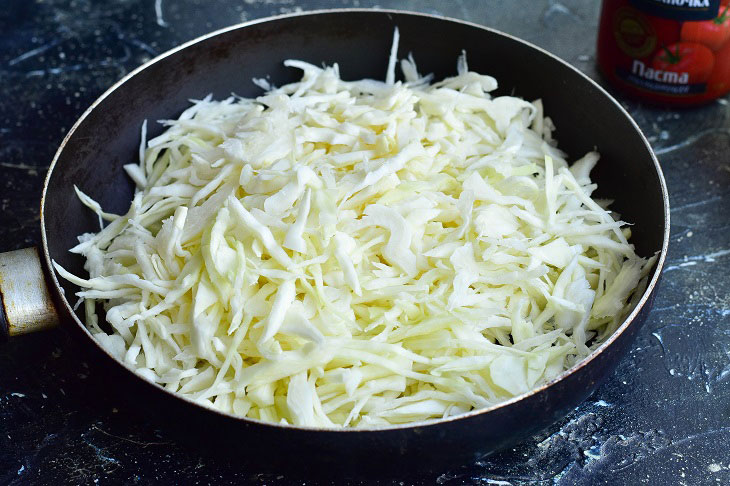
xmin=681 ymin=4 xmax=730 ymax=51
xmin=707 ymin=40 xmax=730 ymax=94
xmin=652 ymin=41 xmax=715 ymax=83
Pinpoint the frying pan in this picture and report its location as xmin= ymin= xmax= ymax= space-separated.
xmin=0 ymin=9 xmax=669 ymax=476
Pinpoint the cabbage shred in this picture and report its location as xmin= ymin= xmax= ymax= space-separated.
xmin=56 ymin=46 xmax=654 ymax=427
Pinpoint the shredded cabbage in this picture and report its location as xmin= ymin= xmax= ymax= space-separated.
xmin=55 ymin=34 xmax=655 ymax=428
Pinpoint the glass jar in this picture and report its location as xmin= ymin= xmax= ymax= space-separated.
xmin=597 ymin=0 xmax=730 ymax=106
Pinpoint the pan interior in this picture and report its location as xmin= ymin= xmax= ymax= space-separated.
xmin=43 ymin=10 xmax=666 ymax=411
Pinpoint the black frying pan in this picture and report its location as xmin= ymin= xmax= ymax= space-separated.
xmin=0 ymin=9 xmax=669 ymax=476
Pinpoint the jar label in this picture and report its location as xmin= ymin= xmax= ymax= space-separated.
xmin=630 ymin=0 xmax=721 ymax=21
xmin=598 ymin=0 xmax=730 ymax=104
xmin=616 ymin=64 xmax=707 ymax=93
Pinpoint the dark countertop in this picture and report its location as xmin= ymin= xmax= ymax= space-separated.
xmin=1 ymin=1 xmax=729 ymax=484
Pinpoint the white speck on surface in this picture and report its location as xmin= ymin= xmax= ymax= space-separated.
xmin=702 ymin=249 xmax=730 ymax=263
xmin=0 ymin=162 xmax=40 ymax=170
xmin=10 ymin=393 xmax=25 ymax=398
xmin=670 ymin=369 xmax=676 ymax=375
xmin=672 ymin=195 xmax=724 ymax=213
xmin=663 ymin=261 xmax=697 ymax=272
xmin=8 ymin=39 xmax=62 ymax=66
xmin=709 ymin=463 xmax=722 ymax=473
xmin=594 ymin=400 xmax=611 ymax=407
xmin=542 ymin=2 xmax=581 ymax=24
xmin=583 ymin=446 xmax=601 ymax=462
xmin=155 ymin=0 xmax=169 ymax=27
xmin=664 ymin=249 xmax=730 ymax=272
xmin=686 ymin=231 xmax=693 ymax=237
xmin=17 ymin=465 xmax=25 ymax=475
xmin=655 ymin=128 xmax=730 ymax=155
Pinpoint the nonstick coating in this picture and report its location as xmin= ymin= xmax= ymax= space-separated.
xmin=41 ymin=10 xmax=668 ymax=475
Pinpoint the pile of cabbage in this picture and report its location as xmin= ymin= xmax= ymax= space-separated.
xmin=56 ymin=40 xmax=655 ymax=427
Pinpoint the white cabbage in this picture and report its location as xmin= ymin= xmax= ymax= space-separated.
xmin=55 ymin=35 xmax=655 ymax=428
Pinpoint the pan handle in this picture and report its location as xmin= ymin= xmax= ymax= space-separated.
xmin=0 ymin=247 xmax=59 ymax=340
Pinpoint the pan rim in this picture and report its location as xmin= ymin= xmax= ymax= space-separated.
xmin=40 ymin=7 xmax=670 ymax=433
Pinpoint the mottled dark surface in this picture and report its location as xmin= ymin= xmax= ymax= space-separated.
xmin=1 ymin=0 xmax=729 ymax=484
